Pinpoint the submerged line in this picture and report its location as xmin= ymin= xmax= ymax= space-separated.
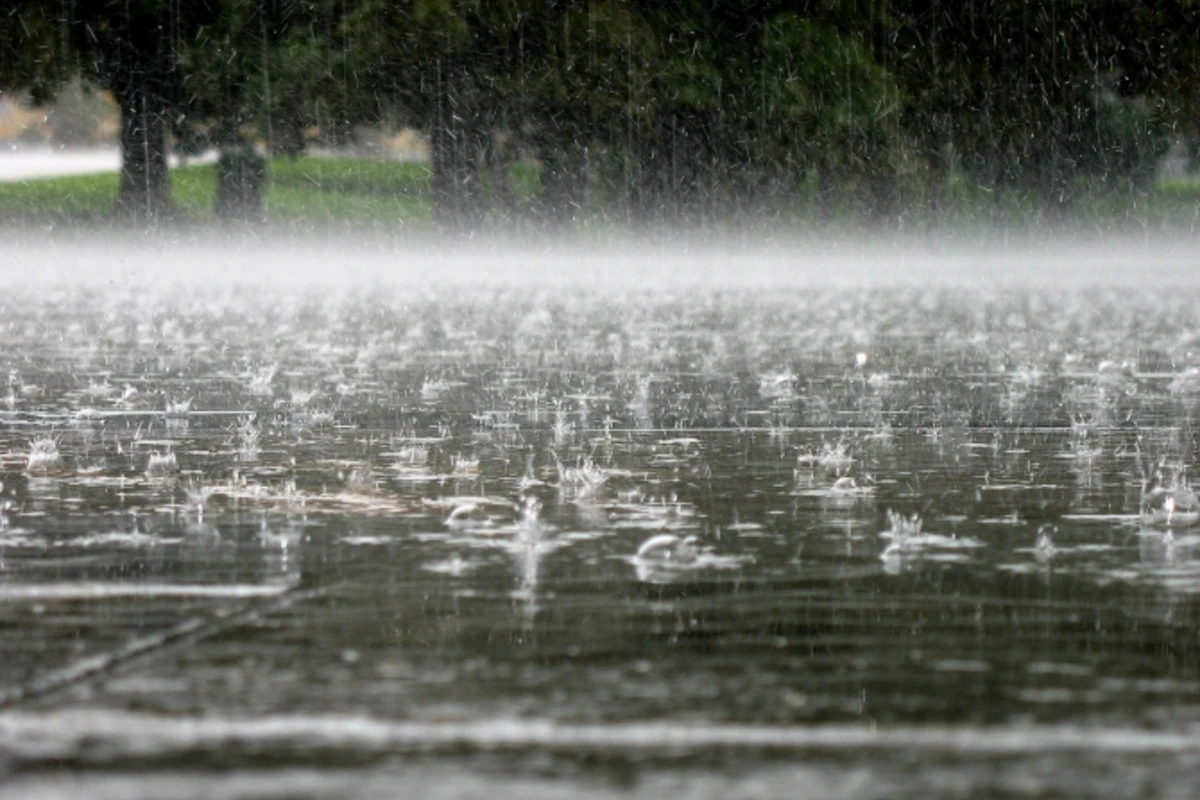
xmin=0 ymin=587 xmax=315 ymax=709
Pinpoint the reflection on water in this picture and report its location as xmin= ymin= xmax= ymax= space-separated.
xmin=3 ymin=282 xmax=1200 ymax=793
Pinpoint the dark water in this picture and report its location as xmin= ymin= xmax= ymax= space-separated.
xmin=3 ymin=280 xmax=1200 ymax=797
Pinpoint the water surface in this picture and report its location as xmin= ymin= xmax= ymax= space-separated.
xmin=3 ymin=273 xmax=1200 ymax=796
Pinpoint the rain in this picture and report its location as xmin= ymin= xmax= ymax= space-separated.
xmin=2 ymin=2 xmax=1200 ymax=798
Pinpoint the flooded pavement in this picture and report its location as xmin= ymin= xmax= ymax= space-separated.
xmin=3 ymin=277 xmax=1200 ymax=796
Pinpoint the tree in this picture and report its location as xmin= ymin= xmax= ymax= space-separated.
xmin=1 ymin=1 xmax=219 ymax=220
xmin=0 ymin=4 xmax=69 ymax=105
xmin=11 ymin=0 xmax=1193 ymax=228
xmin=178 ymin=0 xmax=360 ymax=222
xmin=888 ymin=0 xmax=1198 ymax=215
xmin=347 ymin=0 xmax=534 ymax=229
xmin=755 ymin=10 xmax=905 ymax=223
xmin=2 ymin=2 xmax=220 ymax=219
xmin=515 ymin=1 xmax=656 ymax=226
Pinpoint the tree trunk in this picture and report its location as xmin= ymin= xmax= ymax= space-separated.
xmin=631 ymin=126 xmax=670 ymax=227
xmin=430 ymin=61 xmax=484 ymax=232
xmin=922 ymin=133 xmax=949 ymax=225
xmin=216 ymin=148 xmax=267 ymax=222
xmin=868 ymin=168 xmax=897 ymax=228
xmin=431 ymin=121 xmax=484 ymax=231
xmin=816 ymin=155 xmax=836 ymax=225
xmin=865 ymin=130 xmax=897 ymax=228
xmin=113 ymin=73 xmax=173 ymax=221
xmin=539 ymin=124 xmax=589 ymax=228
xmin=1039 ymin=140 xmax=1074 ymax=221
xmin=485 ymin=133 xmax=518 ymax=217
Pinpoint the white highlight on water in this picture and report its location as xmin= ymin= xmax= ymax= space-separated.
xmin=2 ymin=710 xmax=1200 ymax=759
xmin=0 ymin=583 xmax=292 ymax=601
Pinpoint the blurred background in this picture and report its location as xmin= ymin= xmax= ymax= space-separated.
xmin=1 ymin=1 xmax=1198 ymax=231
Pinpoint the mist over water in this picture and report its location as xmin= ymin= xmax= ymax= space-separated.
xmin=3 ymin=230 xmax=1200 ymax=798
xmin=4 ymin=228 xmax=1198 ymax=289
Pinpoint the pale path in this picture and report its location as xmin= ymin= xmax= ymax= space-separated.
xmin=0 ymin=143 xmax=214 ymax=182
xmin=0 ymin=144 xmax=120 ymax=181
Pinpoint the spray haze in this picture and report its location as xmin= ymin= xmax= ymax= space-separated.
xmin=3 ymin=227 xmax=1197 ymax=289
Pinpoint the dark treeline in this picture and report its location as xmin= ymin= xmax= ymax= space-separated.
xmin=3 ymin=0 xmax=1198 ymax=227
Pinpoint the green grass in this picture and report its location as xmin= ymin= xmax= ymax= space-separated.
xmin=265 ymin=158 xmax=437 ymax=225
xmin=269 ymin=157 xmax=431 ymax=197
xmin=170 ymin=163 xmax=220 ymax=217
xmin=0 ymin=171 xmax=122 ymax=218
xmin=0 ymin=154 xmax=1196 ymax=232
xmin=0 ymin=157 xmax=439 ymax=227
xmin=0 ymin=164 xmax=218 ymax=221
xmin=266 ymin=182 xmax=433 ymax=225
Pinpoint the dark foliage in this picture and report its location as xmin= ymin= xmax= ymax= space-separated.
xmin=3 ymin=0 xmax=1197 ymax=226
